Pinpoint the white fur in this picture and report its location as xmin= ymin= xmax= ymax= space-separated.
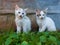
xmin=36 ymin=10 xmax=56 ymax=32
xmin=15 ymin=5 xmax=31 ymax=33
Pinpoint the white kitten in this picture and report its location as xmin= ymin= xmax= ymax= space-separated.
xmin=36 ymin=8 xmax=56 ymax=32
xmin=15 ymin=5 xmax=31 ymax=33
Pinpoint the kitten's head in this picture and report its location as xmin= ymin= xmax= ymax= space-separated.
xmin=36 ymin=8 xmax=48 ymax=20
xmin=15 ymin=4 xmax=28 ymax=19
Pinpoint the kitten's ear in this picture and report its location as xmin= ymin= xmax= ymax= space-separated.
xmin=15 ymin=4 xmax=20 ymax=10
xmin=24 ymin=8 xmax=28 ymax=11
xmin=36 ymin=9 xmax=40 ymax=15
xmin=43 ymin=8 xmax=48 ymax=13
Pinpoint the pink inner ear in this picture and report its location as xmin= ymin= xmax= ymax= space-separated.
xmin=15 ymin=5 xmax=19 ymax=10
xmin=36 ymin=9 xmax=40 ymax=15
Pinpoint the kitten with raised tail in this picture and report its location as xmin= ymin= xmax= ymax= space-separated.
xmin=15 ymin=4 xmax=31 ymax=33
xmin=36 ymin=8 xmax=56 ymax=32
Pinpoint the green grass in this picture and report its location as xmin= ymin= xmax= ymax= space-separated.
xmin=0 ymin=31 xmax=60 ymax=45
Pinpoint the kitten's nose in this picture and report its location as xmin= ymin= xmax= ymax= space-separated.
xmin=19 ymin=15 xmax=22 ymax=18
xmin=41 ymin=17 xmax=44 ymax=19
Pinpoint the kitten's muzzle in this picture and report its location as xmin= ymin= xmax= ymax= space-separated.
xmin=19 ymin=15 xmax=22 ymax=18
xmin=18 ymin=15 xmax=23 ymax=19
xmin=41 ymin=17 xmax=43 ymax=19
xmin=40 ymin=17 xmax=44 ymax=19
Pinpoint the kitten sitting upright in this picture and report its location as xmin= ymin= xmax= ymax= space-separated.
xmin=36 ymin=8 xmax=56 ymax=32
xmin=15 ymin=5 xmax=31 ymax=33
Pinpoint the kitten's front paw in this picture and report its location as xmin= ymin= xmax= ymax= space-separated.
xmin=17 ymin=29 xmax=21 ymax=33
xmin=39 ymin=29 xmax=42 ymax=32
xmin=39 ymin=29 xmax=44 ymax=32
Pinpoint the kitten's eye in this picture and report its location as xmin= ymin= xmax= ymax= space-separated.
xmin=37 ymin=14 xmax=41 ymax=16
xmin=39 ymin=14 xmax=41 ymax=16
xmin=22 ymin=13 xmax=24 ymax=14
xmin=37 ymin=14 xmax=40 ymax=16
xmin=18 ymin=12 xmax=20 ymax=13
xmin=43 ymin=14 xmax=45 ymax=16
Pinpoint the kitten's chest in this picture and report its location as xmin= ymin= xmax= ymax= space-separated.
xmin=15 ymin=18 xmax=24 ymax=26
xmin=37 ymin=19 xmax=46 ymax=28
